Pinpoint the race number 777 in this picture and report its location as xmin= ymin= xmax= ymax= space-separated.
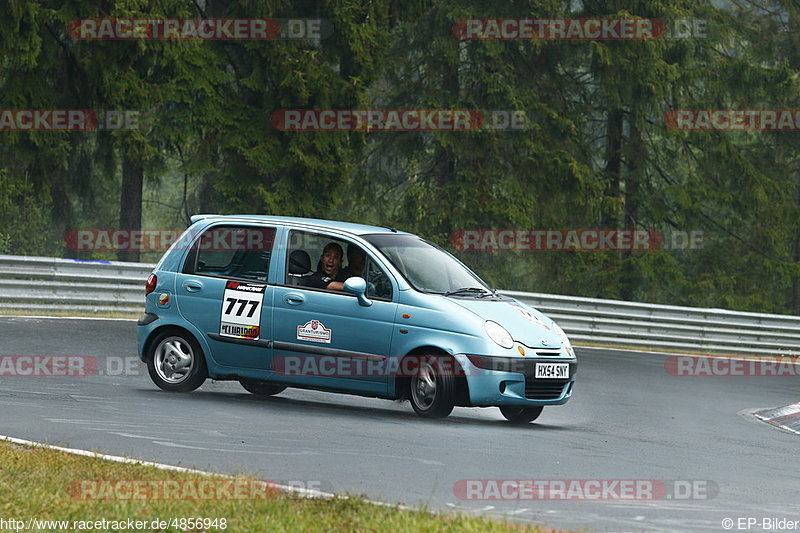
xmin=224 ymin=297 xmax=259 ymax=318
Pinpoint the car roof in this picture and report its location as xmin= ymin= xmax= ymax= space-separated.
xmin=190 ymin=214 xmax=411 ymax=237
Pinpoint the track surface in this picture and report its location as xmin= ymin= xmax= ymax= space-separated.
xmin=1 ymin=317 xmax=797 ymax=532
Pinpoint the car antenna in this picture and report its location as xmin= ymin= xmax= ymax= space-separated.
xmin=380 ymin=225 xmax=398 ymax=233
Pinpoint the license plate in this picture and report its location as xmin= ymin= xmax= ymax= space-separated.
xmin=535 ymin=363 xmax=569 ymax=379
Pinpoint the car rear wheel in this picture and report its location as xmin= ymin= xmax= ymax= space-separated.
xmin=239 ymin=379 xmax=287 ymax=396
xmin=499 ymin=405 xmax=543 ymax=424
xmin=147 ymin=331 xmax=207 ymax=392
xmin=409 ymin=355 xmax=455 ymax=418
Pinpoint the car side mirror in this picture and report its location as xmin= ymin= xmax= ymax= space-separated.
xmin=343 ymin=277 xmax=372 ymax=307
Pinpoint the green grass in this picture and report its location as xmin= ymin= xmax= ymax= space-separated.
xmin=0 ymin=441 xmax=554 ymax=533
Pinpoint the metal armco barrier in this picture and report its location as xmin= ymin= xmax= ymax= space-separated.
xmin=0 ymin=255 xmax=153 ymax=314
xmin=503 ymin=291 xmax=800 ymax=356
xmin=1 ymin=255 xmax=798 ymax=355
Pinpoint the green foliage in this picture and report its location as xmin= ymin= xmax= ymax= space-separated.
xmin=1 ymin=0 xmax=800 ymax=313
xmin=0 ymin=170 xmax=57 ymax=256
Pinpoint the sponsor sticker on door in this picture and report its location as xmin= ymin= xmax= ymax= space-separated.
xmin=220 ymin=281 xmax=265 ymax=340
xmin=297 ymin=320 xmax=332 ymax=344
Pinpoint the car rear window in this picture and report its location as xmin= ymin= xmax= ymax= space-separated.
xmin=183 ymin=226 xmax=276 ymax=282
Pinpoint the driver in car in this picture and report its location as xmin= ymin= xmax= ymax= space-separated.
xmin=302 ymin=242 xmax=348 ymax=290
xmin=340 ymin=244 xmax=366 ymax=280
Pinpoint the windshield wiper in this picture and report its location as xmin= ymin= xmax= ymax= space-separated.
xmin=444 ymin=287 xmax=492 ymax=297
xmin=477 ymin=288 xmax=499 ymax=298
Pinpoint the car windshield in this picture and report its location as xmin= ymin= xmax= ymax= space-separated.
xmin=363 ymin=233 xmax=491 ymax=295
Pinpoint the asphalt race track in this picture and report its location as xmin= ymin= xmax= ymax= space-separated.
xmin=1 ymin=316 xmax=797 ymax=532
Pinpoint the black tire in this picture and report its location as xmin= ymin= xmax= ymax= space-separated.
xmin=239 ymin=379 xmax=287 ymax=396
xmin=499 ymin=405 xmax=544 ymax=424
xmin=146 ymin=330 xmax=208 ymax=392
xmin=409 ymin=355 xmax=455 ymax=419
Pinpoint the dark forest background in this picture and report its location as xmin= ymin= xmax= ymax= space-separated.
xmin=2 ymin=0 xmax=800 ymax=314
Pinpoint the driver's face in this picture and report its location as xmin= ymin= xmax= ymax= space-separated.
xmin=321 ymin=248 xmax=342 ymax=276
xmin=348 ymin=252 xmax=366 ymax=274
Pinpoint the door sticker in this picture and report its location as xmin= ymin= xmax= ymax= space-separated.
xmin=297 ymin=320 xmax=332 ymax=344
xmin=157 ymin=292 xmax=171 ymax=308
xmin=220 ymin=280 xmax=266 ymax=340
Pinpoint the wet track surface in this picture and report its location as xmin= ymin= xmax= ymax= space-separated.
xmin=1 ymin=316 xmax=798 ymax=532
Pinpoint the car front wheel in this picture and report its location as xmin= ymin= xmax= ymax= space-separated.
xmin=147 ymin=331 xmax=207 ymax=392
xmin=499 ymin=405 xmax=543 ymax=424
xmin=409 ymin=355 xmax=455 ymax=418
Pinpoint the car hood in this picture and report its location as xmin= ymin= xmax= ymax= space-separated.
xmin=447 ymin=297 xmax=563 ymax=350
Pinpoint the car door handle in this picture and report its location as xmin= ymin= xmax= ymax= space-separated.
xmin=284 ymin=293 xmax=305 ymax=305
xmin=183 ymin=280 xmax=203 ymax=292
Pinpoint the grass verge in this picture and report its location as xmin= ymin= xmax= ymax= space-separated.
xmin=0 ymin=441 xmax=553 ymax=533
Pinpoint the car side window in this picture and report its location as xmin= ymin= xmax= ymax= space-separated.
xmin=186 ymin=226 xmax=276 ymax=282
xmin=366 ymin=259 xmax=393 ymax=300
xmin=285 ymin=230 xmax=393 ymax=299
xmin=285 ymin=230 xmax=347 ymax=287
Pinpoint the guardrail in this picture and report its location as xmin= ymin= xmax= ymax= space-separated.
xmin=504 ymin=291 xmax=800 ymax=356
xmin=0 ymin=255 xmax=153 ymax=314
xmin=1 ymin=254 xmax=798 ymax=355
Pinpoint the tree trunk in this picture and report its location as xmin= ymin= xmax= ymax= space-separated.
xmin=602 ymin=107 xmax=625 ymax=298
xmin=620 ymin=109 xmax=644 ymax=301
xmin=198 ymin=171 xmax=216 ymax=214
xmin=603 ymin=107 xmax=624 ymax=228
xmin=118 ymin=156 xmax=143 ymax=263
xmin=791 ymin=184 xmax=800 ymax=314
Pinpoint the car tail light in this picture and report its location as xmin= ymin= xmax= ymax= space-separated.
xmin=145 ymin=273 xmax=157 ymax=295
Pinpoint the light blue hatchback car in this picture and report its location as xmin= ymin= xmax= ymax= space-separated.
xmin=137 ymin=215 xmax=576 ymax=422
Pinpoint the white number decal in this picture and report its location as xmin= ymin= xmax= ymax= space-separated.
xmin=220 ymin=281 xmax=266 ymax=340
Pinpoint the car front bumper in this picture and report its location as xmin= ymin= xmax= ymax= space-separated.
xmin=455 ymin=354 xmax=577 ymax=407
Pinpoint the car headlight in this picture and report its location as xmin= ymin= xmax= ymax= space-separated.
xmin=485 ymin=320 xmax=514 ymax=349
xmin=552 ymin=322 xmax=573 ymax=355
